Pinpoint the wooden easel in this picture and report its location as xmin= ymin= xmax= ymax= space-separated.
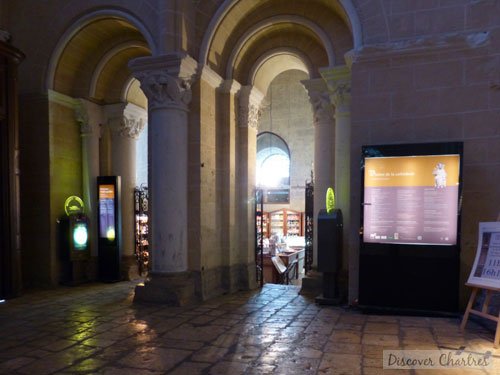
xmin=460 ymin=283 xmax=500 ymax=348
xmin=461 ymin=213 xmax=500 ymax=348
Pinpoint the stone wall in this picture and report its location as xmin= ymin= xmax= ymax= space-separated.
xmin=259 ymin=70 xmax=314 ymax=214
xmin=350 ymin=0 xmax=500 ymax=307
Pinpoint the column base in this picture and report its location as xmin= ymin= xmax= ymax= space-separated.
xmin=299 ymin=269 xmax=323 ymax=296
xmin=134 ymin=272 xmax=196 ymax=306
xmin=121 ymin=255 xmax=140 ymax=280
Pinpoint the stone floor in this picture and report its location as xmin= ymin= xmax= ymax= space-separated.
xmin=1 ymin=280 xmax=500 ymax=375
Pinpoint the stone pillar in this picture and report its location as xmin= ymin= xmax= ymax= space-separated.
xmin=321 ymin=65 xmax=352 ymax=298
xmin=74 ymin=100 xmax=103 ymax=274
xmin=301 ymin=79 xmax=335 ymax=270
xmin=105 ymin=103 xmax=147 ymax=280
xmin=129 ymin=53 xmax=198 ymax=305
xmin=238 ymin=85 xmax=264 ymax=289
xmin=218 ymin=79 xmax=241 ymax=292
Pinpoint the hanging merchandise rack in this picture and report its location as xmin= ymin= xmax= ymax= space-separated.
xmin=134 ymin=185 xmax=149 ymax=276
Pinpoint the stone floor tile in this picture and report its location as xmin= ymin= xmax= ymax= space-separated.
xmin=362 ymin=333 xmax=400 ymax=346
xmin=168 ymin=361 xmax=211 ymax=375
xmin=324 ymin=342 xmax=362 ymax=354
xmin=318 ymin=353 xmax=362 ymax=375
xmin=118 ymin=347 xmax=192 ymax=372
xmin=364 ymin=322 xmax=399 ymax=335
xmin=209 ymin=361 xmax=248 ymax=374
xmin=97 ymin=367 xmax=163 ymax=375
xmin=330 ymin=329 xmax=362 ymax=343
xmin=191 ymin=345 xmax=228 ymax=363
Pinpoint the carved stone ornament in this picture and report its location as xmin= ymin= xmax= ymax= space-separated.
xmin=308 ymin=90 xmax=334 ymax=125
xmin=329 ymin=82 xmax=351 ymax=110
xmin=136 ymin=71 xmax=192 ymax=110
xmin=239 ymin=103 xmax=261 ymax=129
xmin=74 ymin=104 xmax=92 ymax=135
xmin=120 ymin=115 xmax=146 ymax=139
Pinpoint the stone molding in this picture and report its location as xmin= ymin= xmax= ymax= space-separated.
xmin=48 ymin=89 xmax=79 ymax=109
xmin=105 ymin=102 xmax=147 ymax=139
xmin=199 ymin=64 xmax=224 ymax=89
xmin=129 ymin=53 xmax=198 ymax=111
xmin=320 ymin=66 xmax=351 ymax=116
xmin=301 ymin=78 xmax=334 ymax=125
xmin=354 ymin=31 xmax=490 ymax=63
xmin=219 ymin=79 xmax=242 ymax=95
xmin=238 ymin=85 xmax=264 ymax=129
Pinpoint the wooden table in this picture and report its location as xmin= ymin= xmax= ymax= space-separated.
xmin=263 ymin=248 xmax=305 ymax=284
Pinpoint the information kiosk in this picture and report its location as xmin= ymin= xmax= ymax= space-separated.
xmin=97 ymin=176 xmax=122 ymax=282
xmin=359 ymin=142 xmax=463 ymax=313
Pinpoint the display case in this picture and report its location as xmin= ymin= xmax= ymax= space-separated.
xmin=269 ymin=209 xmax=303 ymax=237
xmin=286 ymin=210 xmax=302 ymax=237
xmin=134 ymin=186 xmax=149 ymax=276
xmin=256 ymin=212 xmax=269 ymax=238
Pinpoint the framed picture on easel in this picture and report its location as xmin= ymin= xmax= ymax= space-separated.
xmin=467 ymin=222 xmax=500 ymax=289
xmin=461 ymin=221 xmax=500 ymax=347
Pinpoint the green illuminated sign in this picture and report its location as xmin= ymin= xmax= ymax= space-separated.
xmin=65 ymin=196 xmax=84 ymax=216
xmin=326 ymin=187 xmax=335 ymax=214
xmin=106 ymin=228 xmax=116 ymax=241
xmin=73 ymin=223 xmax=88 ymax=250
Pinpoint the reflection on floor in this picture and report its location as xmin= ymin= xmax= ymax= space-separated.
xmin=0 ymin=280 xmax=499 ymax=374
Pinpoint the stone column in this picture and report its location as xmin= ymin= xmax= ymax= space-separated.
xmin=301 ymin=79 xmax=335 ymax=270
xmin=74 ymin=100 xmax=103 ymax=275
xmin=321 ymin=65 xmax=352 ymax=297
xmin=105 ymin=103 xmax=147 ymax=280
xmin=129 ymin=53 xmax=198 ymax=305
xmin=238 ymin=85 xmax=264 ymax=289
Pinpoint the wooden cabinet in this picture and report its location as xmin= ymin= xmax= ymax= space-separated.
xmin=268 ymin=209 xmax=303 ymax=237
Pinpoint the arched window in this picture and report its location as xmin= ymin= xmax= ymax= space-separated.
xmin=257 ymin=132 xmax=290 ymax=188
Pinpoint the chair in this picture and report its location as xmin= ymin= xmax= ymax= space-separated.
xmin=271 ymin=256 xmax=298 ymax=285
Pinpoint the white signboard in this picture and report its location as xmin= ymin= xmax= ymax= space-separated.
xmin=467 ymin=222 xmax=500 ymax=289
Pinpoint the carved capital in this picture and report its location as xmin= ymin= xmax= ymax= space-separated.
xmin=74 ymin=103 xmax=91 ymax=134
xmin=238 ymin=85 xmax=264 ymax=129
xmin=74 ymin=99 xmax=104 ymax=136
xmin=105 ymin=102 xmax=147 ymax=139
xmin=301 ymin=78 xmax=334 ymax=125
xmin=135 ymin=71 xmax=193 ymax=111
xmin=121 ymin=114 xmax=146 ymax=139
xmin=129 ymin=53 xmax=198 ymax=111
xmin=239 ymin=104 xmax=261 ymax=129
xmin=320 ymin=66 xmax=351 ymax=115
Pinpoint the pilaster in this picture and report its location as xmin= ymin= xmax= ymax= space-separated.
xmin=301 ymin=78 xmax=335 ymax=278
xmin=104 ymin=102 xmax=147 ymax=280
xmin=320 ymin=65 xmax=352 ymax=301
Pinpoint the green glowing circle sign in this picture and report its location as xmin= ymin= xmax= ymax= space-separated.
xmin=73 ymin=224 xmax=88 ymax=248
xmin=64 ymin=196 xmax=84 ymax=216
xmin=326 ymin=187 xmax=335 ymax=214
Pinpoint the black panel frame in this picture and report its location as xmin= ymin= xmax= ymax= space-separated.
xmin=359 ymin=142 xmax=463 ymax=313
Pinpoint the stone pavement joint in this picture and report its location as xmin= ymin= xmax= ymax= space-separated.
xmin=0 ymin=280 xmax=499 ymax=374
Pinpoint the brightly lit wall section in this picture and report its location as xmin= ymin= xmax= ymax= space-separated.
xmin=257 ymin=132 xmax=291 ymax=203
xmin=257 ymin=132 xmax=290 ymax=188
xmin=363 ymin=154 xmax=460 ymax=246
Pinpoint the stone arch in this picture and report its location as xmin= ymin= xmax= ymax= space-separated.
xmin=226 ymin=15 xmax=336 ymax=79
xmin=199 ymin=0 xmax=363 ymax=67
xmin=46 ymin=8 xmax=156 ymax=93
xmin=249 ymin=47 xmax=313 ymax=94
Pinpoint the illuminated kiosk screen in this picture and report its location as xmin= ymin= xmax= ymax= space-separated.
xmin=363 ymin=154 xmax=460 ymax=246
xmin=99 ymin=184 xmax=116 ymax=241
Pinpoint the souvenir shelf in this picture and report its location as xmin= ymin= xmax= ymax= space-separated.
xmin=134 ymin=187 xmax=149 ymax=275
xmin=268 ymin=209 xmax=303 ymax=237
xmin=256 ymin=212 xmax=269 ymax=238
